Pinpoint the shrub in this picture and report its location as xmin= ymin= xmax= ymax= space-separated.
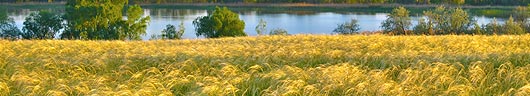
xmin=503 ymin=16 xmax=526 ymax=35
xmin=255 ymin=19 xmax=267 ymax=36
xmin=0 ymin=10 xmax=21 ymax=40
xmin=22 ymin=10 xmax=63 ymax=40
xmin=469 ymin=22 xmax=484 ymax=35
xmin=333 ymin=19 xmax=360 ymax=35
xmin=161 ymin=22 xmax=185 ymax=39
xmin=269 ymin=28 xmax=288 ymax=36
xmin=381 ymin=7 xmax=411 ymax=35
xmin=484 ymin=18 xmax=501 ymax=35
xmin=62 ymin=1 xmax=150 ymax=40
xmin=413 ymin=18 xmax=434 ymax=35
xmin=193 ymin=7 xmax=246 ymax=38
xmin=423 ymin=6 xmax=473 ymax=35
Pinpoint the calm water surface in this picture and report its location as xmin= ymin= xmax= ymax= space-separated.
xmin=7 ymin=8 xmax=502 ymax=40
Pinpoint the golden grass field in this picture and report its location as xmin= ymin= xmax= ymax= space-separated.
xmin=1 ymin=35 xmax=530 ymax=95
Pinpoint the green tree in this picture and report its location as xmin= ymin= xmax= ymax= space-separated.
xmin=423 ymin=6 xmax=447 ymax=34
xmin=124 ymin=5 xmax=151 ymax=40
xmin=0 ymin=9 xmax=21 ymax=40
xmin=513 ymin=5 xmax=530 ymax=33
xmin=413 ymin=18 xmax=434 ymax=35
xmin=333 ymin=19 xmax=360 ymax=35
xmin=193 ymin=7 xmax=246 ymax=38
xmin=382 ymin=7 xmax=411 ymax=35
xmin=470 ymin=22 xmax=483 ymax=35
xmin=485 ymin=18 xmax=500 ymax=35
xmin=62 ymin=0 xmax=150 ymax=40
xmin=503 ymin=16 xmax=525 ymax=35
xmin=177 ymin=21 xmax=185 ymax=38
xmin=449 ymin=8 xmax=472 ymax=34
xmin=161 ymin=24 xmax=177 ymax=39
xmin=21 ymin=10 xmax=63 ymax=40
xmin=163 ymin=24 xmax=176 ymax=39
xmin=513 ymin=6 xmax=529 ymax=23
xmin=62 ymin=0 xmax=125 ymax=40
xmin=161 ymin=22 xmax=185 ymax=39
xmin=0 ymin=23 xmax=21 ymax=40
xmin=423 ymin=6 xmax=473 ymax=35
xmin=255 ymin=19 xmax=267 ymax=36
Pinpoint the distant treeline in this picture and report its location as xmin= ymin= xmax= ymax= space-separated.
xmin=1 ymin=0 xmax=529 ymax=6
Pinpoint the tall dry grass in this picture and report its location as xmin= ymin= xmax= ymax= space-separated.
xmin=0 ymin=35 xmax=529 ymax=95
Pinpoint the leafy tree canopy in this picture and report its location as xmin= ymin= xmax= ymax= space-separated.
xmin=62 ymin=0 xmax=150 ymax=40
xmin=333 ymin=19 xmax=360 ymax=35
xmin=161 ymin=22 xmax=185 ymax=39
xmin=0 ymin=9 xmax=21 ymax=40
xmin=382 ymin=7 xmax=411 ymax=35
xmin=193 ymin=7 xmax=246 ymax=38
xmin=22 ymin=10 xmax=63 ymax=40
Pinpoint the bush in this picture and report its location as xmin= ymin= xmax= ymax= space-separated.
xmin=0 ymin=10 xmax=21 ymax=40
xmin=503 ymin=17 xmax=526 ymax=35
xmin=161 ymin=22 xmax=185 ymax=40
xmin=255 ymin=19 xmax=267 ymax=36
xmin=423 ymin=6 xmax=473 ymax=35
xmin=193 ymin=7 xmax=246 ymax=38
xmin=62 ymin=1 xmax=150 ymax=40
xmin=381 ymin=7 xmax=411 ymax=35
xmin=469 ymin=23 xmax=484 ymax=35
xmin=22 ymin=10 xmax=63 ymax=40
xmin=413 ymin=18 xmax=434 ymax=35
xmin=0 ymin=23 xmax=21 ymax=40
xmin=269 ymin=28 xmax=288 ymax=36
xmin=333 ymin=19 xmax=360 ymax=35
xmin=513 ymin=6 xmax=529 ymax=23
xmin=448 ymin=8 xmax=473 ymax=34
xmin=484 ymin=18 xmax=501 ymax=35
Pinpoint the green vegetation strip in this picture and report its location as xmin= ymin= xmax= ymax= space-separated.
xmin=0 ymin=4 xmax=516 ymax=17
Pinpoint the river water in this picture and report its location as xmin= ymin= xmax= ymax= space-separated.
xmin=6 ymin=8 xmax=502 ymax=40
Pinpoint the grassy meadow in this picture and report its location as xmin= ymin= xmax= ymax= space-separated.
xmin=1 ymin=35 xmax=530 ymax=95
